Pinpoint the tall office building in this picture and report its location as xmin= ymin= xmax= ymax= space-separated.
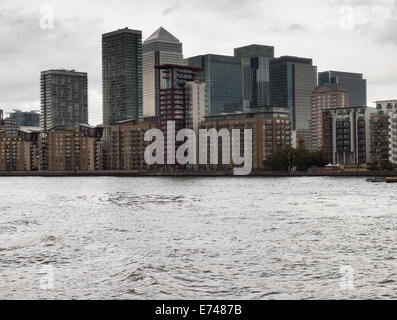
xmin=187 ymin=54 xmax=242 ymax=115
xmin=318 ymin=71 xmax=367 ymax=108
xmin=40 ymin=69 xmax=88 ymax=131
xmin=270 ymin=56 xmax=317 ymax=150
xmin=311 ymin=84 xmax=349 ymax=151
xmin=234 ymin=44 xmax=274 ymax=108
xmin=143 ymin=27 xmax=183 ymax=117
xmin=102 ymin=28 xmax=143 ymax=127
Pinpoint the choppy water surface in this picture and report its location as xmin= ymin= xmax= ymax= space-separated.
xmin=0 ymin=177 xmax=396 ymax=300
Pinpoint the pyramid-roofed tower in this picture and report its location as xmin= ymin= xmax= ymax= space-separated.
xmin=142 ymin=27 xmax=184 ymax=118
xmin=144 ymin=27 xmax=180 ymax=44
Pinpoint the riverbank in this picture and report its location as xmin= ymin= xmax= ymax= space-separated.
xmin=1 ymin=170 xmax=396 ymax=177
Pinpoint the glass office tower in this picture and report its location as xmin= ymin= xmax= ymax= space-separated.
xmin=234 ymin=44 xmax=274 ymax=108
xmin=270 ymin=56 xmax=317 ymax=150
xmin=187 ymin=54 xmax=242 ymax=115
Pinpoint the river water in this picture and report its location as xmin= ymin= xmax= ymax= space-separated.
xmin=0 ymin=176 xmax=396 ymax=300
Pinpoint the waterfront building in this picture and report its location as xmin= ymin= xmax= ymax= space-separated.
xmin=9 ymin=110 xmax=40 ymax=127
xmin=143 ymin=27 xmax=184 ymax=117
xmin=0 ymin=133 xmax=33 ymax=171
xmin=187 ymin=54 xmax=242 ymax=114
xmin=311 ymin=84 xmax=349 ymax=151
xmin=270 ymin=56 xmax=317 ymax=150
xmin=201 ymin=106 xmax=291 ymax=169
xmin=318 ymin=71 xmax=367 ymax=108
xmin=17 ymin=127 xmax=41 ymax=171
xmin=109 ymin=120 xmax=159 ymax=170
xmin=370 ymin=100 xmax=397 ymax=165
xmin=102 ymin=28 xmax=143 ymax=128
xmin=370 ymin=113 xmax=391 ymax=167
xmin=39 ymin=128 xmax=98 ymax=171
xmin=234 ymin=44 xmax=274 ymax=108
xmin=155 ymin=64 xmax=203 ymax=163
xmin=40 ymin=69 xmax=88 ymax=131
xmin=322 ymin=106 xmax=375 ymax=165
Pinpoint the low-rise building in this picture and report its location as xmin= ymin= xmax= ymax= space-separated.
xmin=201 ymin=106 xmax=291 ymax=169
xmin=0 ymin=133 xmax=32 ymax=171
xmin=109 ymin=120 xmax=159 ymax=170
xmin=39 ymin=127 xmax=98 ymax=171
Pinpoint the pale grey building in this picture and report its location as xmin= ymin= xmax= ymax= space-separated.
xmin=143 ymin=27 xmax=184 ymax=117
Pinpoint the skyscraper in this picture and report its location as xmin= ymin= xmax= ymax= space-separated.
xmin=270 ymin=56 xmax=317 ymax=149
xmin=40 ymin=69 xmax=88 ymax=131
xmin=143 ymin=27 xmax=183 ymax=117
xmin=187 ymin=54 xmax=242 ymax=115
xmin=102 ymin=28 xmax=143 ymax=127
xmin=234 ymin=44 xmax=274 ymax=107
xmin=318 ymin=71 xmax=367 ymax=108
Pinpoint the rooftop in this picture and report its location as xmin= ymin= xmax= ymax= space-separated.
xmin=144 ymin=27 xmax=180 ymax=44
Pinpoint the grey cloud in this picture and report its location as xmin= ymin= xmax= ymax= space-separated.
xmin=0 ymin=9 xmax=105 ymax=123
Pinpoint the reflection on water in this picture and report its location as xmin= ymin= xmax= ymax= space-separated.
xmin=0 ymin=176 xmax=396 ymax=299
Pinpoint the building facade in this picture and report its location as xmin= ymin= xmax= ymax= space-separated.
xmin=0 ymin=117 xmax=18 ymax=136
xmin=318 ymin=71 xmax=367 ymax=108
xmin=102 ymin=28 xmax=143 ymax=127
xmin=311 ymin=84 xmax=349 ymax=151
xmin=39 ymin=128 xmax=97 ymax=171
xmin=234 ymin=44 xmax=274 ymax=108
xmin=370 ymin=100 xmax=397 ymax=165
xmin=322 ymin=106 xmax=375 ymax=165
xmin=270 ymin=56 xmax=317 ymax=150
xmin=143 ymin=27 xmax=184 ymax=117
xmin=109 ymin=120 xmax=159 ymax=170
xmin=187 ymin=54 xmax=242 ymax=114
xmin=0 ymin=132 xmax=32 ymax=171
xmin=40 ymin=69 xmax=88 ymax=131
xmin=9 ymin=110 xmax=40 ymax=127
xmin=201 ymin=106 xmax=291 ymax=169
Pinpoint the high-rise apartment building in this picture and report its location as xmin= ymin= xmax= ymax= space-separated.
xmin=187 ymin=54 xmax=242 ymax=114
xmin=143 ymin=27 xmax=184 ymax=117
xmin=40 ymin=69 xmax=88 ymax=131
xmin=270 ymin=56 xmax=317 ymax=150
xmin=234 ymin=44 xmax=274 ymax=108
xmin=371 ymin=100 xmax=397 ymax=165
xmin=318 ymin=71 xmax=367 ymax=108
xmin=155 ymin=64 xmax=203 ymax=163
xmin=322 ymin=106 xmax=375 ymax=165
xmin=102 ymin=28 xmax=143 ymax=127
xmin=9 ymin=110 xmax=40 ymax=127
xmin=311 ymin=84 xmax=349 ymax=151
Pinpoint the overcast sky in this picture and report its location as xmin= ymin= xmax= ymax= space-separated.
xmin=0 ymin=0 xmax=396 ymax=125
